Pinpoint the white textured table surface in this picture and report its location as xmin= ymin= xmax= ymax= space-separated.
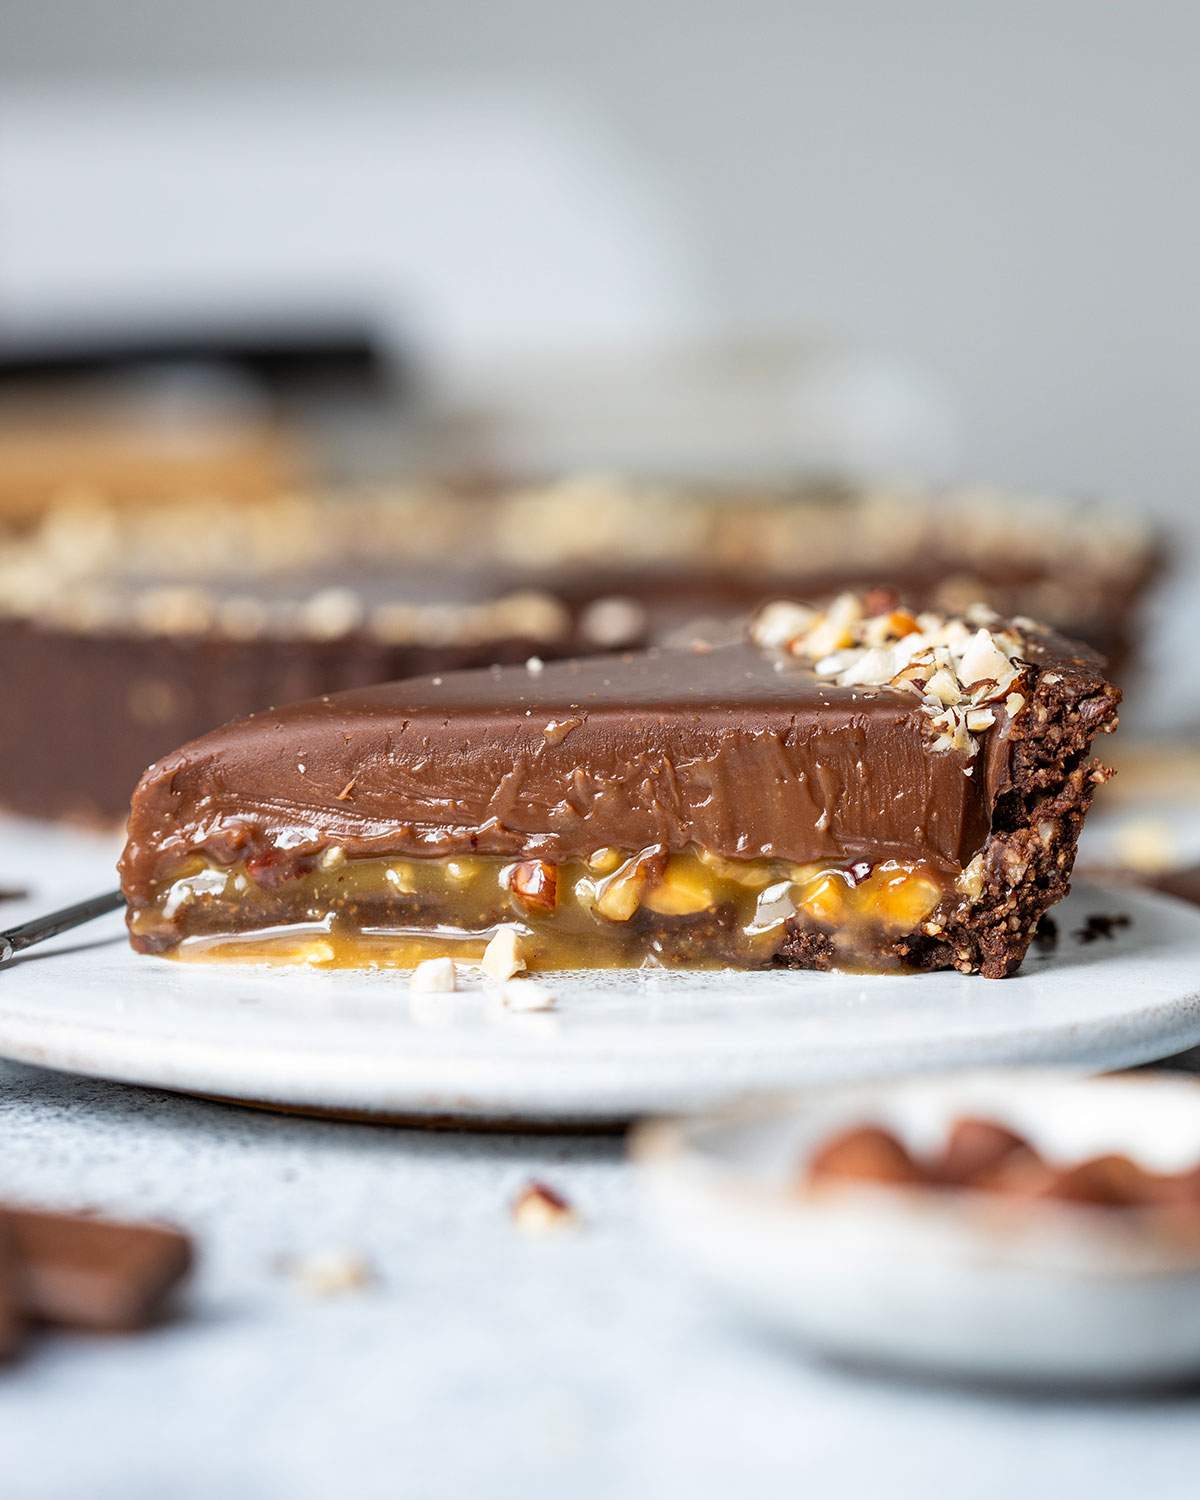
xmin=2 ymin=1058 xmax=1200 ymax=1500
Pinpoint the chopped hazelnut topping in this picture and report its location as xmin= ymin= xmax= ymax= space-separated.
xmin=956 ymin=852 xmax=986 ymax=903
xmin=291 ymin=1250 xmax=374 ymax=1296
xmin=802 ymin=591 xmax=863 ymax=658
xmin=958 ymin=628 xmax=1013 ymax=689
xmin=501 ymin=978 xmax=558 ymax=1012
xmin=749 ymin=599 xmax=819 ymax=649
xmin=385 ymin=863 xmax=415 ymax=893
xmin=409 ymin=957 xmax=458 ymax=994
xmin=924 ymin=667 xmax=962 ymax=707
xmin=511 ymin=1181 xmax=578 ymax=1234
xmin=482 ymin=925 xmax=526 ymax=982
xmin=750 ymin=593 xmax=1028 ymax=760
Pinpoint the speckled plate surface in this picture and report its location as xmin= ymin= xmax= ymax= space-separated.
xmin=2 ymin=818 xmax=1200 ymax=1123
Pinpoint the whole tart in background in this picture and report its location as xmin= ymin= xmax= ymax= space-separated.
xmin=0 ymin=477 xmax=1158 ymax=823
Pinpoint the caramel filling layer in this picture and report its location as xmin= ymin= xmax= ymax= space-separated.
xmin=130 ymin=845 xmax=957 ymax=972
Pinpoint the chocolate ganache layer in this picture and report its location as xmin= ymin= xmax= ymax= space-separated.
xmin=123 ymin=645 xmax=997 ymax=892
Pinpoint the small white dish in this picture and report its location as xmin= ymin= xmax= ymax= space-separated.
xmin=635 ymin=1072 xmax=1200 ymax=1386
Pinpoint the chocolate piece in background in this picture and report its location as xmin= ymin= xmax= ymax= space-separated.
xmin=5 ymin=1208 xmax=193 ymax=1332
xmin=1152 ymin=868 xmax=1200 ymax=907
xmin=0 ymin=1217 xmax=24 ymax=1361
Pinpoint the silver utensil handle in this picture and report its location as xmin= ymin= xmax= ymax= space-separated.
xmin=0 ymin=889 xmax=126 ymax=965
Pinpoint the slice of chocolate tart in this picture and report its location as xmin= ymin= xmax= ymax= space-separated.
xmin=119 ymin=593 xmax=1119 ymax=976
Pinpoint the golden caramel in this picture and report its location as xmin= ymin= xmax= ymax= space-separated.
xmin=133 ymin=844 xmax=954 ymax=972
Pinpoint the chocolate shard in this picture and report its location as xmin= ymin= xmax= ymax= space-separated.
xmin=5 ymin=1208 xmax=193 ymax=1332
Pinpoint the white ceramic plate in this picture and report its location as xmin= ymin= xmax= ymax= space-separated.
xmin=1 ymin=838 xmax=1200 ymax=1121
xmin=635 ymin=1072 xmax=1200 ymax=1385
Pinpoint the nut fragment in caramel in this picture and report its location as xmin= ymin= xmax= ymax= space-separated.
xmin=507 ymin=859 xmax=558 ymax=913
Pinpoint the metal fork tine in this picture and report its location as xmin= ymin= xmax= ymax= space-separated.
xmin=0 ymin=890 xmax=125 ymax=965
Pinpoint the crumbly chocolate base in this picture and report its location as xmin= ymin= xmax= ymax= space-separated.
xmin=897 ymin=662 xmax=1117 ymax=977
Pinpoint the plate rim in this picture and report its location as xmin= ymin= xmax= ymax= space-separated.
xmin=1 ymin=881 xmax=1198 ymax=1122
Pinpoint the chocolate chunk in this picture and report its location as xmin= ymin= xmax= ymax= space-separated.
xmin=0 ymin=1217 xmax=24 ymax=1360
xmin=5 ymin=1208 xmax=193 ymax=1332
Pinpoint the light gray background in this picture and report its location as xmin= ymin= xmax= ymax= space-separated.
xmin=3 ymin=1057 xmax=1200 ymax=1500
xmin=3 ymin=1 xmax=1198 ymax=522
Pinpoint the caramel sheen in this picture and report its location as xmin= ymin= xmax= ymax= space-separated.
xmin=130 ymin=848 xmax=949 ymax=972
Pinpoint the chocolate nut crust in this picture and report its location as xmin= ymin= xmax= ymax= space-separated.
xmin=895 ymin=648 xmax=1119 ymax=977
